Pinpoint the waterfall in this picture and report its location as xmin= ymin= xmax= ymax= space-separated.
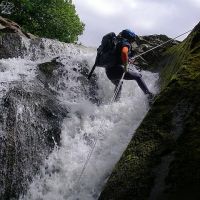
xmin=0 ymin=37 xmax=159 ymax=200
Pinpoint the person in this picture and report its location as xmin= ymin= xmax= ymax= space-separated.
xmin=105 ymin=29 xmax=154 ymax=102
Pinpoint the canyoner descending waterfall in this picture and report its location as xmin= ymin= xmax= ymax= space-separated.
xmin=7 ymin=39 xmax=159 ymax=199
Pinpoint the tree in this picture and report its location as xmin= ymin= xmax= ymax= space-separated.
xmin=0 ymin=0 xmax=85 ymax=43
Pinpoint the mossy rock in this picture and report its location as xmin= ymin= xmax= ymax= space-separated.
xmin=38 ymin=57 xmax=61 ymax=77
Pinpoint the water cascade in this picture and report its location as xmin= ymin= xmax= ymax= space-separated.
xmin=0 ymin=37 xmax=159 ymax=200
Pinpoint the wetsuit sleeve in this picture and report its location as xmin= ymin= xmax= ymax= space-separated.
xmin=121 ymin=46 xmax=129 ymax=71
xmin=121 ymin=46 xmax=129 ymax=64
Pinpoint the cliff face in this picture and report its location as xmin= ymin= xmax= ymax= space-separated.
xmin=132 ymin=34 xmax=180 ymax=70
xmin=99 ymin=22 xmax=200 ymax=200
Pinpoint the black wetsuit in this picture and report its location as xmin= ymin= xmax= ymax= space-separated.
xmin=105 ymin=38 xmax=150 ymax=100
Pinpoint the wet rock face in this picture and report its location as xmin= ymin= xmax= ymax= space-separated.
xmin=0 ymin=16 xmax=36 ymax=39
xmin=0 ymin=16 xmax=37 ymax=59
xmin=131 ymin=34 xmax=180 ymax=70
xmin=0 ymin=32 xmax=48 ymax=60
xmin=0 ymin=33 xmax=25 ymax=59
xmin=38 ymin=57 xmax=99 ymax=104
xmin=0 ymin=86 xmax=67 ymax=199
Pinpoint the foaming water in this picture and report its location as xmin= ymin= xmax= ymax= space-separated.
xmin=0 ymin=58 xmax=37 ymax=100
xmin=1 ymin=37 xmax=159 ymax=200
xmin=20 ymin=68 xmax=159 ymax=200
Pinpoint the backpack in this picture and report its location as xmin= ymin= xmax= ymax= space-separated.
xmin=95 ymin=32 xmax=117 ymax=67
xmin=88 ymin=32 xmax=129 ymax=79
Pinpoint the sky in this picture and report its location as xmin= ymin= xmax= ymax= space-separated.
xmin=72 ymin=0 xmax=200 ymax=47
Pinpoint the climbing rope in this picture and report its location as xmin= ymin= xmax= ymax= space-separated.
xmin=111 ymin=72 xmax=126 ymax=102
xmin=130 ymin=29 xmax=192 ymax=61
xmin=76 ymin=28 xmax=192 ymax=186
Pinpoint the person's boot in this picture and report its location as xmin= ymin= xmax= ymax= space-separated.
xmin=147 ymin=92 xmax=155 ymax=106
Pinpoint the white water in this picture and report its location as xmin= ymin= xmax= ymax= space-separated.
xmin=0 ymin=38 xmax=159 ymax=200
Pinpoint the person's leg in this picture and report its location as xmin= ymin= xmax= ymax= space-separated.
xmin=124 ymin=70 xmax=151 ymax=94
xmin=106 ymin=66 xmax=154 ymax=104
xmin=124 ymin=69 xmax=155 ymax=105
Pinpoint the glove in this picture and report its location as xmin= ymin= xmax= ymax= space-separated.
xmin=123 ymin=63 xmax=128 ymax=73
xmin=129 ymin=58 xmax=135 ymax=64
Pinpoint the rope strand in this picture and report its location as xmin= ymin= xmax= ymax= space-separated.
xmin=130 ymin=29 xmax=192 ymax=61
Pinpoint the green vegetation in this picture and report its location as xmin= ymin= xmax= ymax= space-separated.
xmin=0 ymin=0 xmax=84 ymax=43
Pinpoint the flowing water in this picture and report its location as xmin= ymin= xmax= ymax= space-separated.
xmin=0 ymin=38 xmax=159 ymax=200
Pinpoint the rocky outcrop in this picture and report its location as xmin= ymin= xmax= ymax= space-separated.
xmin=37 ymin=57 xmax=99 ymax=104
xmin=131 ymin=34 xmax=180 ymax=70
xmin=0 ymin=16 xmax=34 ymax=59
xmin=0 ymin=16 xmax=59 ymax=60
xmin=0 ymin=16 xmax=36 ymax=39
xmin=99 ymin=23 xmax=200 ymax=200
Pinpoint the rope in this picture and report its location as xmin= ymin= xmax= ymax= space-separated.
xmin=130 ymin=29 xmax=192 ymax=61
xmin=111 ymin=72 xmax=126 ymax=102
xmin=76 ymin=28 xmax=192 ymax=186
